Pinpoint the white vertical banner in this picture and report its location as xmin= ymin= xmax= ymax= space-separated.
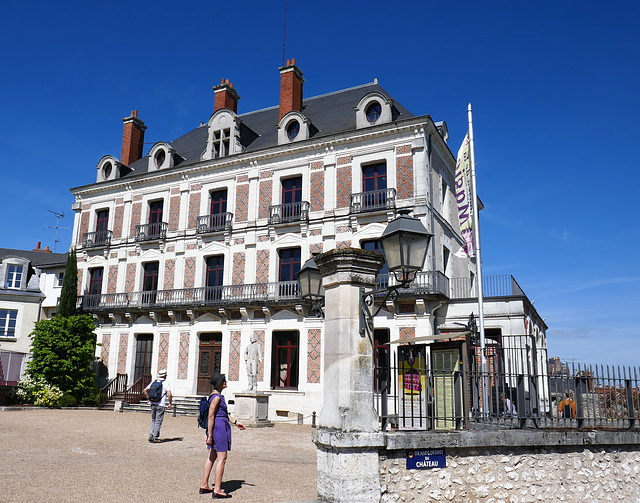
xmin=454 ymin=133 xmax=475 ymax=258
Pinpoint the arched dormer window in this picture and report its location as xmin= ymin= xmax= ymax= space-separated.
xmin=277 ymin=111 xmax=312 ymax=145
xmin=202 ymin=109 xmax=243 ymax=160
xmin=148 ymin=142 xmax=177 ymax=172
xmin=355 ymin=92 xmax=393 ymax=129
xmin=96 ymin=155 xmax=122 ymax=182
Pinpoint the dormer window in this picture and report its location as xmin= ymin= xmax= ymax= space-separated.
xmin=148 ymin=142 xmax=176 ymax=171
xmin=0 ymin=257 xmax=29 ymax=291
xmin=366 ymin=102 xmax=382 ymax=123
xmin=103 ymin=162 xmax=113 ymax=179
xmin=96 ymin=155 xmax=121 ymax=182
xmin=287 ymin=121 xmax=300 ymax=140
xmin=202 ymin=110 xmax=243 ymax=161
xmin=277 ymin=111 xmax=312 ymax=145
xmin=154 ymin=149 xmax=165 ymax=167
xmin=5 ymin=265 xmax=23 ymax=289
xmin=355 ymin=92 xmax=393 ymax=129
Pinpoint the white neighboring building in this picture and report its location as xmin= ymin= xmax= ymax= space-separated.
xmin=0 ymin=244 xmax=67 ymax=385
xmin=69 ymin=62 xmax=547 ymax=422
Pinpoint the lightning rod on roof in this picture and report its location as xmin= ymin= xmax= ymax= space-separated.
xmin=282 ymin=0 xmax=288 ymax=66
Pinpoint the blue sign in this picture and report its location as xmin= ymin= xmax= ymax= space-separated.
xmin=406 ymin=449 xmax=446 ymax=469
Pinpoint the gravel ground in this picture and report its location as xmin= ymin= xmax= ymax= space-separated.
xmin=0 ymin=408 xmax=318 ymax=503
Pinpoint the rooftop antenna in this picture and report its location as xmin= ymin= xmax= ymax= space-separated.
xmin=282 ymin=0 xmax=288 ymax=66
xmin=45 ymin=210 xmax=70 ymax=253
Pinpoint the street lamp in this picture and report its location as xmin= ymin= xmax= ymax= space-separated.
xmin=361 ymin=209 xmax=433 ymax=333
xmin=297 ymin=210 xmax=433 ymax=327
xmin=297 ymin=254 xmax=325 ymax=316
xmin=379 ymin=209 xmax=433 ymax=288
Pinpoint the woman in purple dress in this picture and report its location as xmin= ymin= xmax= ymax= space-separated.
xmin=200 ymin=373 xmax=245 ymax=498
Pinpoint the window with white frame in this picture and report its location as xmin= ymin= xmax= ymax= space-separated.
xmin=5 ymin=265 xmax=23 ymax=289
xmin=0 ymin=309 xmax=18 ymax=338
xmin=213 ymin=128 xmax=231 ymax=158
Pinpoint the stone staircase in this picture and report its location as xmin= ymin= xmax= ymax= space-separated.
xmin=122 ymin=395 xmax=202 ymax=416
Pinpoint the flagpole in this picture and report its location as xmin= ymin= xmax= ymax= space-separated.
xmin=467 ymin=103 xmax=488 ymax=415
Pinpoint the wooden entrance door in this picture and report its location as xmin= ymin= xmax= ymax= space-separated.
xmin=197 ymin=333 xmax=222 ymax=395
xmin=134 ymin=334 xmax=153 ymax=382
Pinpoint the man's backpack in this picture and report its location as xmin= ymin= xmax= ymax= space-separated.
xmin=148 ymin=380 xmax=164 ymax=402
xmin=197 ymin=395 xmax=211 ymax=429
xmin=562 ymin=399 xmax=572 ymax=418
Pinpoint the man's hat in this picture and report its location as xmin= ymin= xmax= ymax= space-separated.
xmin=158 ymin=369 xmax=167 ymax=377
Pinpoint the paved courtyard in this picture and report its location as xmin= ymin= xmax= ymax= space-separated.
xmin=0 ymin=408 xmax=318 ymax=503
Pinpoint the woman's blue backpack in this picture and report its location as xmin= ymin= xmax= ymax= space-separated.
xmin=197 ymin=395 xmax=211 ymax=429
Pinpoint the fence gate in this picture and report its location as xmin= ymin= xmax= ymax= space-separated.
xmin=433 ymin=349 xmax=462 ymax=430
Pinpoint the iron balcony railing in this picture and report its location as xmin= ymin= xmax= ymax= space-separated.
xmin=135 ymin=222 xmax=168 ymax=242
xmin=82 ymin=230 xmax=113 ymax=248
xmin=197 ymin=212 xmax=233 ymax=233
xmin=375 ymin=271 xmax=449 ymax=297
xmin=374 ymin=346 xmax=640 ymax=432
xmin=449 ymin=274 xmax=526 ymax=300
xmin=350 ymin=188 xmax=396 ymax=214
xmin=80 ymin=280 xmax=301 ymax=311
xmin=268 ymin=201 xmax=310 ymax=224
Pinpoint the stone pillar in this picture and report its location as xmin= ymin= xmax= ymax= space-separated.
xmin=312 ymin=248 xmax=385 ymax=503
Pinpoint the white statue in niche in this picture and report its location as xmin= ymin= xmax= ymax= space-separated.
xmin=244 ymin=334 xmax=263 ymax=391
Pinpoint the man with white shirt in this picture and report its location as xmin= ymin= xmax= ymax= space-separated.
xmin=143 ymin=369 xmax=172 ymax=443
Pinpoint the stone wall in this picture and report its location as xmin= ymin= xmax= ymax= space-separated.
xmin=379 ymin=430 xmax=640 ymax=502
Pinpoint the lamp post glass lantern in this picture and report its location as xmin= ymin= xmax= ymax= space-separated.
xmin=297 ymin=255 xmax=324 ymax=308
xmin=379 ymin=210 xmax=432 ymax=287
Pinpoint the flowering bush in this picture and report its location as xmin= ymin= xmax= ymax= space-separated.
xmin=13 ymin=376 xmax=63 ymax=407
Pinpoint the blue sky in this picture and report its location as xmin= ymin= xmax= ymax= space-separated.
xmin=2 ymin=1 xmax=638 ymax=367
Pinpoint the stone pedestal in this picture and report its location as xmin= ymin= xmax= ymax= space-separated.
xmin=313 ymin=248 xmax=385 ymax=502
xmin=234 ymin=392 xmax=273 ymax=427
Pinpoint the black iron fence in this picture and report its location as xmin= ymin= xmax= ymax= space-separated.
xmin=374 ymin=343 xmax=639 ymax=431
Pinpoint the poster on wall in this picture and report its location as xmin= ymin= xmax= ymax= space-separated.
xmin=398 ymin=345 xmax=429 ymax=430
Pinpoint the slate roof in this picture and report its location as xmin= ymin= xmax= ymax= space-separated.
xmin=121 ymin=81 xmax=416 ymax=179
xmin=0 ymin=248 xmax=67 ymax=268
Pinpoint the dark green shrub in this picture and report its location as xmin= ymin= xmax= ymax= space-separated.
xmin=59 ymin=394 xmax=78 ymax=408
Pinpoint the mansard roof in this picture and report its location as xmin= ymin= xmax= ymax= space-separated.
xmin=113 ymin=81 xmax=415 ymax=180
xmin=0 ymin=248 xmax=67 ymax=268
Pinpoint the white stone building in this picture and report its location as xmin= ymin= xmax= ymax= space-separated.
xmin=70 ymin=61 xmax=547 ymax=422
xmin=0 ymin=244 xmax=67 ymax=385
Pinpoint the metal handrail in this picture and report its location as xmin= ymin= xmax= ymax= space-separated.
xmin=82 ymin=230 xmax=112 ymax=248
xmin=449 ymin=275 xmax=526 ymax=299
xmin=375 ymin=271 xmax=449 ymax=297
xmin=268 ymin=201 xmax=310 ymax=224
xmin=350 ymin=188 xmax=396 ymax=214
xmin=80 ymin=280 xmax=301 ymax=311
xmin=98 ymin=373 xmax=127 ymax=407
xmin=196 ymin=212 xmax=233 ymax=233
xmin=135 ymin=222 xmax=168 ymax=242
xmin=124 ymin=374 xmax=152 ymax=404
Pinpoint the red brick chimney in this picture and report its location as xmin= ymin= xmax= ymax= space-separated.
xmin=279 ymin=59 xmax=304 ymax=120
xmin=32 ymin=242 xmax=52 ymax=253
xmin=121 ymin=110 xmax=147 ymax=166
xmin=213 ymin=79 xmax=240 ymax=113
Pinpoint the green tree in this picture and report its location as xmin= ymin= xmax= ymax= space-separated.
xmin=27 ymin=315 xmax=98 ymax=405
xmin=57 ymin=248 xmax=77 ymax=317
